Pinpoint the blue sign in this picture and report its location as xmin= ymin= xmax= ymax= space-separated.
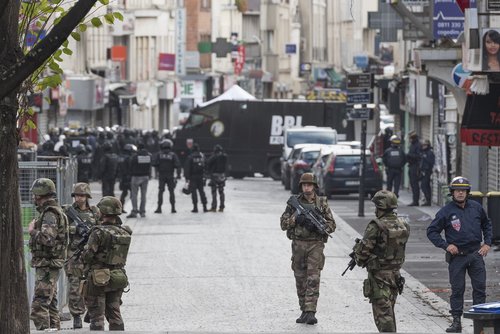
xmin=285 ymin=44 xmax=296 ymax=54
xmin=347 ymin=92 xmax=372 ymax=104
xmin=26 ymin=30 xmax=46 ymax=48
xmin=433 ymin=0 xmax=476 ymax=40
xmin=353 ymin=54 xmax=369 ymax=70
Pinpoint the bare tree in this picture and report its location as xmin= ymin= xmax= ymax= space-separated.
xmin=0 ymin=0 xmax=99 ymax=332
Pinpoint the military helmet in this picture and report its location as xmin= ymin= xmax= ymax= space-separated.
xmin=299 ymin=173 xmax=318 ymax=186
xmin=214 ymin=144 xmax=223 ymax=152
xmin=97 ymin=196 xmax=122 ymax=215
xmin=449 ymin=176 xmax=471 ymax=192
xmin=390 ymin=135 xmax=401 ymax=145
xmin=30 ymin=178 xmax=56 ymax=196
xmin=371 ymin=190 xmax=398 ymax=210
xmin=71 ymin=183 xmax=92 ymax=198
xmin=160 ymin=139 xmax=173 ymax=149
xmin=123 ymin=144 xmax=137 ymax=152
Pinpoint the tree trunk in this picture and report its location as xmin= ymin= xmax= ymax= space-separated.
xmin=0 ymin=1 xmax=30 ymax=333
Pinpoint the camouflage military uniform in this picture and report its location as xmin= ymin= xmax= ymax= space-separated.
xmin=63 ymin=201 xmax=99 ymax=319
xmin=354 ymin=190 xmax=410 ymax=332
xmin=280 ymin=193 xmax=336 ymax=314
xmin=29 ymin=198 xmax=69 ymax=330
xmin=81 ymin=196 xmax=132 ymax=331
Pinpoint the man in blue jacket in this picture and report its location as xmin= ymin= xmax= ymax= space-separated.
xmin=427 ymin=176 xmax=492 ymax=333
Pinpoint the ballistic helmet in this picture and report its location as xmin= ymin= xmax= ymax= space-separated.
xmin=123 ymin=144 xmax=137 ymax=152
xmin=371 ymin=190 xmax=398 ymax=210
xmin=31 ymin=178 xmax=56 ymax=196
xmin=71 ymin=183 xmax=92 ymax=198
xmin=390 ymin=135 xmax=401 ymax=145
xmin=299 ymin=173 xmax=318 ymax=186
xmin=214 ymin=144 xmax=223 ymax=152
xmin=97 ymin=196 xmax=122 ymax=215
xmin=160 ymin=139 xmax=173 ymax=149
xmin=449 ymin=176 xmax=471 ymax=192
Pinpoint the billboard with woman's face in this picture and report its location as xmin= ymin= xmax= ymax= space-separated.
xmin=482 ymin=28 xmax=500 ymax=72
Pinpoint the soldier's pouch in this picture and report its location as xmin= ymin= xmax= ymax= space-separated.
xmin=92 ymin=268 xmax=110 ymax=286
xmin=363 ymin=279 xmax=372 ymax=298
xmin=108 ymin=269 xmax=128 ymax=290
xmin=79 ymin=280 xmax=88 ymax=297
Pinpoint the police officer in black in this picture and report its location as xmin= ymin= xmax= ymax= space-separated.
xmin=206 ymin=144 xmax=227 ymax=212
xmin=118 ymin=144 xmax=136 ymax=213
xmin=406 ymin=131 xmax=422 ymax=206
xmin=420 ymin=139 xmax=435 ymax=206
xmin=98 ymin=142 xmax=119 ymax=197
xmin=76 ymin=144 xmax=93 ymax=183
xmin=427 ymin=177 xmax=492 ymax=333
xmin=184 ymin=143 xmax=208 ymax=213
xmin=153 ymin=139 xmax=181 ymax=214
xmin=127 ymin=143 xmax=152 ymax=218
xmin=382 ymin=135 xmax=406 ymax=197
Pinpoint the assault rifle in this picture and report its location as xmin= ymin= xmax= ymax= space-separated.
xmin=286 ymin=196 xmax=332 ymax=238
xmin=64 ymin=206 xmax=93 ymax=262
xmin=342 ymin=238 xmax=360 ymax=276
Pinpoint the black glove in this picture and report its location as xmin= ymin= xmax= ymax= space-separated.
xmin=296 ymin=214 xmax=308 ymax=226
xmin=303 ymin=219 xmax=317 ymax=233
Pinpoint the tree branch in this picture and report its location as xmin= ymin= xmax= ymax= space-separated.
xmin=0 ymin=0 xmax=99 ymax=99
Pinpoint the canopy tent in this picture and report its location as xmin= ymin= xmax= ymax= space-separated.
xmin=197 ymin=84 xmax=256 ymax=108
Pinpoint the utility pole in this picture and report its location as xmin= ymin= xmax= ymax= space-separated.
xmin=358 ymin=119 xmax=367 ymax=217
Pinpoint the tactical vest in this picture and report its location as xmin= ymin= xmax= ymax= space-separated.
xmin=31 ymin=205 xmax=69 ymax=259
xmin=158 ymin=151 xmax=177 ymax=174
xmin=371 ymin=216 xmax=409 ymax=267
xmin=386 ymin=148 xmax=404 ymax=169
xmin=190 ymin=153 xmax=205 ymax=175
xmin=93 ymin=225 xmax=132 ymax=268
xmin=289 ymin=196 xmax=328 ymax=242
xmin=67 ymin=205 xmax=99 ymax=251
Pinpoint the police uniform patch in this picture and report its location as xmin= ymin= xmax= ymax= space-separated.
xmin=451 ymin=215 xmax=461 ymax=232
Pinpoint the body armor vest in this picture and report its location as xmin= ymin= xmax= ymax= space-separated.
xmin=289 ymin=196 xmax=327 ymax=242
xmin=31 ymin=205 xmax=69 ymax=259
xmin=372 ymin=217 xmax=409 ymax=267
xmin=94 ymin=225 xmax=132 ymax=268
xmin=67 ymin=204 xmax=99 ymax=251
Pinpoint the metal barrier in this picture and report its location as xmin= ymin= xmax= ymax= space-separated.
xmin=19 ymin=154 xmax=77 ymax=310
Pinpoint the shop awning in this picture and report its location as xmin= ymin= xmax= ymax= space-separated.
xmin=460 ymin=84 xmax=500 ymax=146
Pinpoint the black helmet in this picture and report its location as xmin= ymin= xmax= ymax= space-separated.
xmin=449 ymin=176 xmax=471 ymax=192
xmin=390 ymin=135 xmax=401 ymax=145
xmin=160 ymin=139 xmax=173 ymax=149
xmin=192 ymin=143 xmax=200 ymax=152
xmin=214 ymin=144 xmax=223 ymax=152
xmin=123 ymin=144 xmax=137 ymax=152
xmin=102 ymin=141 xmax=113 ymax=152
xmin=76 ymin=144 xmax=86 ymax=154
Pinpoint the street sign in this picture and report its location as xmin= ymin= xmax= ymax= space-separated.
xmin=433 ymin=0 xmax=477 ymax=40
xmin=488 ymin=0 xmax=500 ymax=10
xmin=285 ymin=44 xmax=296 ymax=54
xmin=347 ymin=108 xmax=373 ymax=120
xmin=347 ymin=73 xmax=373 ymax=90
xmin=347 ymin=92 xmax=372 ymax=104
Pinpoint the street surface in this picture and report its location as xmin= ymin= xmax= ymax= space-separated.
xmin=41 ymin=177 xmax=500 ymax=333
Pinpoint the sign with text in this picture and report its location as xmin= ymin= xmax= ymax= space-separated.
xmin=347 ymin=73 xmax=373 ymax=90
xmin=347 ymin=108 xmax=373 ymax=120
xmin=347 ymin=92 xmax=373 ymax=104
xmin=433 ymin=0 xmax=477 ymax=39
xmin=175 ymin=7 xmax=186 ymax=76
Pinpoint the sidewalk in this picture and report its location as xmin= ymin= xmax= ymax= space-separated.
xmin=35 ymin=179 xmax=465 ymax=333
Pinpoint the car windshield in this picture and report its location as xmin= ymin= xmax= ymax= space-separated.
xmin=302 ymin=151 xmax=320 ymax=163
xmin=287 ymin=131 xmax=337 ymax=147
xmin=335 ymin=155 xmax=374 ymax=170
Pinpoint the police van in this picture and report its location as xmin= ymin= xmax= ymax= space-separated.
xmin=173 ymin=100 xmax=353 ymax=180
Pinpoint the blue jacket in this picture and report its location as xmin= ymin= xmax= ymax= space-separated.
xmin=427 ymin=200 xmax=492 ymax=252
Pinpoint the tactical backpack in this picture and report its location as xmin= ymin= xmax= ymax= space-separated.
xmin=94 ymin=225 xmax=132 ymax=267
xmin=371 ymin=216 xmax=409 ymax=267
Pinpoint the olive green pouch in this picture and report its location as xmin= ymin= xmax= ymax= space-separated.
xmin=109 ymin=269 xmax=128 ymax=290
xmin=363 ymin=278 xmax=372 ymax=298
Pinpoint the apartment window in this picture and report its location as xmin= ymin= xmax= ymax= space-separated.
xmin=201 ymin=0 xmax=211 ymax=10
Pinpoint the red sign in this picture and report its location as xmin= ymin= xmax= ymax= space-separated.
xmin=111 ymin=45 xmax=127 ymax=61
xmin=456 ymin=0 xmax=470 ymax=13
xmin=159 ymin=53 xmax=175 ymax=71
xmin=234 ymin=45 xmax=245 ymax=75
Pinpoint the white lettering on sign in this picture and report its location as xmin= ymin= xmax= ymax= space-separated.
xmin=269 ymin=115 xmax=303 ymax=145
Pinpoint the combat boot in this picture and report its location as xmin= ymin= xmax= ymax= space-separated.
xmin=295 ymin=311 xmax=307 ymax=323
xmin=446 ymin=316 xmax=462 ymax=333
xmin=303 ymin=311 xmax=317 ymax=325
xmin=191 ymin=206 xmax=198 ymax=213
xmin=154 ymin=207 xmax=162 ymax=214
xmin=83 ymin=312 xmax=90 ymax=323
xmin=171 ymin=206 xmax=177 ymax=213
xmin=203 ymin=204 xmax=209 ymax=212
xmin=73 ymin=315 xmax=82 ymax=329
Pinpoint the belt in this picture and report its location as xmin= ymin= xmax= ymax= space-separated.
xmin=457 ymin=247 xmax=480 ymax=255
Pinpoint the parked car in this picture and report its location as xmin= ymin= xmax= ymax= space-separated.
xmin=317 ymin=147 xmax=383 ymax=198
xmin=281 ymin=143 xmax=315 ymax=190
xmin=311 ymin=144 xmax=351 ymax=193
xmin=289 ymin=144 xmax=325 ymax=194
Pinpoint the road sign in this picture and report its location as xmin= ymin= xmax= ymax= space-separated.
xmin=347 ymin=73 xmax=373 ymax=90
xmin=347 ymin=108 xmax=373 ymax=120
xmin=347 ymin=92 xmax=372 ymax=104
xmin=433 ymin=0 xmax=477 ymax=40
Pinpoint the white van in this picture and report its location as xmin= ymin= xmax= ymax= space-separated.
xmin=283 ymin=126 xmax=338 ymax=161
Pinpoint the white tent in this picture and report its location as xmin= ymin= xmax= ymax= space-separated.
xmin=197 ymin=84 xmax=256 ymax=108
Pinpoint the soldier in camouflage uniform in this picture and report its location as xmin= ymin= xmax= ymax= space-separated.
xmin=81 ymin=196 xmax=132 ymax=330
xmin=280 ymin=173 xmax=336 ymax=325
xmin=28 ymin=178 xmax=69 ymax=330
xmin=353 ymin=190 xmax=410 ymax=332
xmin=63 ymin=183 xmax=100 ymax=329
